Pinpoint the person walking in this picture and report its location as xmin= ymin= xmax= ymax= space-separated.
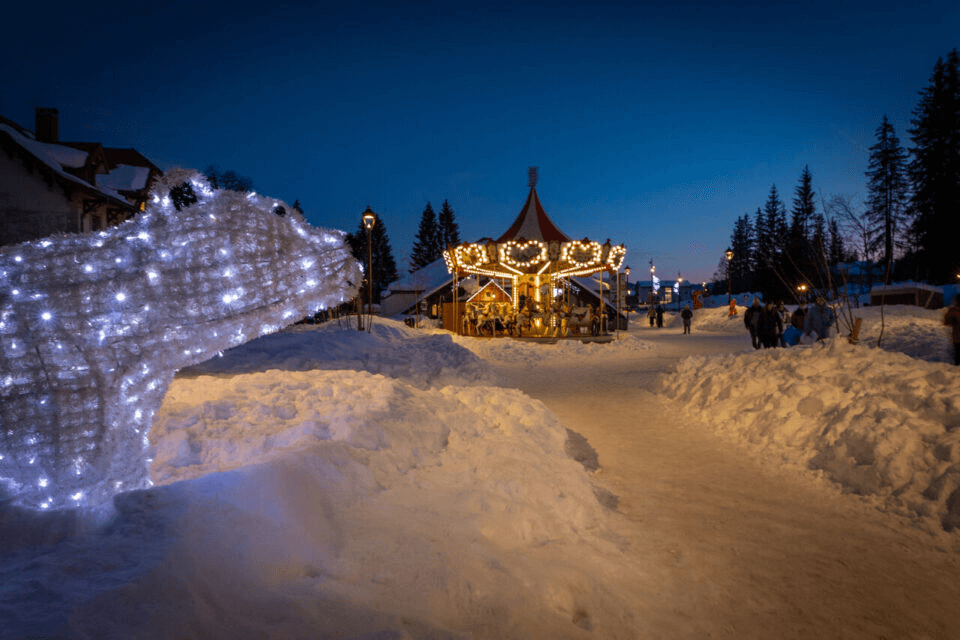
xmin=759 ymin=301 xmax=783 ymax=348
xmin=681 ymin=304 xmax=693 ymax=334
xmin=776 ymin=302 xmax=789 ymax=346
xmin=945 ymin=294 xmax=960 ymax=365
xmin=648 ymin=304 xmax=656 ymax=327
xmin=803 ymin=296 xmax=835 ymax=342
xmin=743 ymin=297 xmax=762 ymax=349
xmin=655 ymin=304 xmax=664 ymax=329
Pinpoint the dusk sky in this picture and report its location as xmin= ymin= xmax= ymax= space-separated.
xmin=3 ymin=1 xmax=958 ymax=284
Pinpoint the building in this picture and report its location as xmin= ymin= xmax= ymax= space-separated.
xmin=1 ymin=108 xmax=161 ymax=246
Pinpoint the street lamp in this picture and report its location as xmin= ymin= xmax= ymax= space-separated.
xmin=724 ymin=248 xmax=734 ymax=303
xmin=797 ymin=283 xmax=808 ymax=303
xmin=615 ymin=268 xmax=620 ymax=337
xmin=676 ymin=274 xmax=683 ymax=311
xmin=362 ymin=207 xmax=376 ymax=332
xmin=625 ymin=266 xmax=631 ymax=309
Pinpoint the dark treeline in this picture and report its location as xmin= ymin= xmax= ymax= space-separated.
xmin=409 ymin=200 xmax=461 ymax=272
xmin=344 ymin=199 xmax=463 ymax=305
xmin=718 ymin=48 xmax=960 ymax=301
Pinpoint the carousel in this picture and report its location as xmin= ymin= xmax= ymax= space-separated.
xmin=443 ymin=169 xmax=626 ymax=338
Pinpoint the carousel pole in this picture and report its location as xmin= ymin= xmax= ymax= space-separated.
xmin=453 ymin=271 xmax=459 ymax=335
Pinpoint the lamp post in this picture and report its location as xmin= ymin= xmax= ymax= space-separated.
xmin=362 ymin=207 xmax=376 ymax=332
xmin=615 ymin=268 xmax=620 ymax=337
xmin=724 ymin=248 xmax=734 ymax=303
xmin=649 ymin=260 xmax=656 ymax=305
xmin=676 ymin=274 xmax=683 ymax=311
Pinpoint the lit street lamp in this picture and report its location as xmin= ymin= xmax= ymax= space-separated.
xmin=725 ymin=248 xmax=734 ymax=303
xmin=362 ymin=207 xmax=376 ymax=332
xmin=676 ymin=273 xmax=683 ymax=311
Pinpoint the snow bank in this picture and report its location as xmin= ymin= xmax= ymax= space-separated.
xmin=180 ymin=319 xmax=499 ymax=389
xmin=452 ymin=329 xmax=655 ymax=367
xmin=1 ymin=319 xmax=633 ymax=639
xmin=657 ymin=337 xmax=960 ymax=534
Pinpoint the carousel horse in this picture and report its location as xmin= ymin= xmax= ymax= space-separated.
xmin=569 ymin=306 xmax=592 ymax=335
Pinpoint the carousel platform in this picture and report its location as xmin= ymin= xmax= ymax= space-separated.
xmin=513 ymin=334 xmax=615 ymax=344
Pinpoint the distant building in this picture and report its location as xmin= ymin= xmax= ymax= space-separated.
xmin=1 ymin=108 xmax=161 ymax=246
xmin=869 ymin=282 xmax=943 ymax=309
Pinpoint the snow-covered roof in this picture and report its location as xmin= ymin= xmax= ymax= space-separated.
xmin=869 ymin=281 xmax=943 ymax=295
xmin=0 ymin=123 xmax=139 ymax=209
xmin=1 ymin=123 xmax=88 ymax=170
xmin=385 ymin=258 xmax=451 ymax=294
xmin=97 ymin=164 xmax=151 ymax=191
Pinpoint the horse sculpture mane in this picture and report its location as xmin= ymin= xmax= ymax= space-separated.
xmin=0 ymin=170 xmax=361 ymax=509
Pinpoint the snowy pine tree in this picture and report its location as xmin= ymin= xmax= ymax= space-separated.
xmin=410 ymin=202 xmax=442 ymax=272
xmin=908 ymin=49 xmax=960 ymax=283
xmin=865 ymin=115 xmax=910 ymax=283
xmin=437 ymin=199 xmax=461 ymax=249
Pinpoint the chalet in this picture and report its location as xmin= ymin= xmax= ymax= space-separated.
xmin=1 ymin=108 xmax=162 ymax=246
xmin=869 ymin=282 xmax=944 ymax=309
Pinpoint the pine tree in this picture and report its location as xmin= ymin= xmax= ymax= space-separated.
xmin=410 ymin=202 xmax=441 ymax=272
xmin=346 ymin=212 xmax=399 ymax=304
xmin=755 ymin=186 xmax=788 ymax=299
xmin=865 ymin=115 xmax=910 ymax=283
xmin=787 ymin=166 xmax=818 ymax=287
xmin=790 ymin=166 xmax=817 ymax=238
xmin=437 ymin=199 xmax=461 ymax=249
xmin=292 ymin=200 xmax=304 ymax=214
xmin=908 ymin=49 xmax=960 ymax=283
xmin=729 ymin=214 xmax=754 ymax=292
xmin=827 ymin=218 xmax=846 ymax=267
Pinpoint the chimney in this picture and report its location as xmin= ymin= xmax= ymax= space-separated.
xmin=35 ymin=107 xmax=59 ymax=143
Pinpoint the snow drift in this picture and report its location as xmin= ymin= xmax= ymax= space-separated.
xmin=657 ymin=315 xmax=960 ymax=533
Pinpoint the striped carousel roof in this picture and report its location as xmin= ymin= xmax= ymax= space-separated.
xmin=496 ymin=186 xmax=570 ymax=243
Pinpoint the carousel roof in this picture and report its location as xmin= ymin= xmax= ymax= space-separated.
xmin=443 ymin=173 xmax=625 ymax=280
xmin=496 ymin=186 xmax=570 ymax=243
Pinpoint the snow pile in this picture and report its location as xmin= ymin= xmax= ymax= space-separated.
xmin=453 ymin=329 xmax=655 ymax=366
xmin=180 ymin=319 xmax=498 ymax=389
xmin=657 ymin=336 xmax=960 ymax=533
xmin=2 ymin=319 xmax=633 ymax=639
xmin=851 ymin=305 xmax=954 ymax=363
xmin=0 ymin=170 xmax=360 ymax=509
xmin=676 ymin=304 xmax=749 ymax=334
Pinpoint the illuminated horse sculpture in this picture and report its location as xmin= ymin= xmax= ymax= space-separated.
xmin=0 ymin=170 xmax=362 ymax=509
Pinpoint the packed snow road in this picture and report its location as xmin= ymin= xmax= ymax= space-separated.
xmin=482 ymin=324 xmax=960 ymax=640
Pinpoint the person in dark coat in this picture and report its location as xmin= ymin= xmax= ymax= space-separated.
xmin=743 ymin=297 xmax=762 ymax=349
xmin=655 ymin=304 xmax=664 ymax=328
xmin=790 ymin=305 xmax=806 ymax=331
xmin=681 ymin=304 xmax=693 ymax=334
xmin=759 ymin=301 xmax=783 ymax=348
xmin=945 ymin=294 xmax=960 ymax=365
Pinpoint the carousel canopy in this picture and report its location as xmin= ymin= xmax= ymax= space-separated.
xmin=443 ymin=180 xmax=625 ymax=281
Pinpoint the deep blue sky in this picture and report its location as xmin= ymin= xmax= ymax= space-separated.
xmin=3 ymin=1 xmax=958 ymax=283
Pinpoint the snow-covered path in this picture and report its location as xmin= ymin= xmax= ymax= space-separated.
xmin=490 ymin=325 xmax=960 ymax=639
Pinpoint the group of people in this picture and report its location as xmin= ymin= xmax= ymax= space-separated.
xmin=646 ymin=303 xmax=695 ymax=334
xmin=647 ymin=304 xmax=665 ymax=328
xmin=743 ymin=296 xmax=835 ymax=349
